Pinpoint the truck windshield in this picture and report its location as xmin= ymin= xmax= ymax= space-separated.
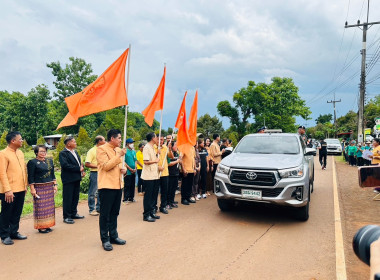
xmin=234 ymin=135 xmax=300 ymax=154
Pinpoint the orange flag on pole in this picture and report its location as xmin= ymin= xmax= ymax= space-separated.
xmin=175 ymin=92 xmax=192 ymax=152
xmin=142 ymin=66 xmax=166 ymax=127
xmin=57 ymin=49 xmax=129 ymax=130
xmin=188 ymin=90 xmax=198 ymax=145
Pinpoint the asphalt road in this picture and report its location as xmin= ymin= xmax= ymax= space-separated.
xmin=0 ymin=157 xmax=337 ymax=280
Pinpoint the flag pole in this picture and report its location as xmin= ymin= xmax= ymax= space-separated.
xmin=157 ymin=63 xmax=166 ymax=152
xmin=123 ymin=44 xmax=131 ymax=149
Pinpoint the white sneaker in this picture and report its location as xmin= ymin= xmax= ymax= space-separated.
xmin=196 ymin=194 xmax=201 ymax=199
xmin=202 ymin=194 xmax=207 ymax=199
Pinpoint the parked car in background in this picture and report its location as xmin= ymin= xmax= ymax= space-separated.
xmin=365 ymin=135 xmax=374 ymax=142
xmin=214 ymin=133 xmax=314 ymax=221
xmin=325 ymin=138 xmax=342 ymax=155
xmin=32 ymin=143 xmax=54 ymax=150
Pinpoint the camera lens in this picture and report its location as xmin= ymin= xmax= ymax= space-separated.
xmin=353 ymin=225 xmax=380 ymax=266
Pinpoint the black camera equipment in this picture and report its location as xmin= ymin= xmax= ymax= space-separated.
xmin=353 ymin=225 xmax=380 ymax=266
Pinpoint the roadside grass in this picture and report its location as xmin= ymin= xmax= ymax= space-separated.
xmin=21 ymin=171 xmax=88 ymax=216
xmin=334 ymin=154 xmax=346 ymax=163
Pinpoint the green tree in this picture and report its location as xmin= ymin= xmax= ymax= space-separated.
xmin=336 ymin=110 xmax=357 ymax=136
xmin=21 ymin=139 xmax=30 ymax=152
xmin=0 ymin=131 xmax=8 ymax=149
xmin=218 ymin=78 xmax=310 ymax=139
xmin=197 ymin=114 xmax=224 ymax=138
xmin=47 ymin=57 xmax=98 ymax=135
xmin=36 ymin=136 xmax=46 ymax=145
xmin=93 ymin=124 xmax=108 ymax=139
xmin=53 ymin=134 xmax=66 ymax=168
xmin=315 ymin=114 xmax=333 ymax=124
xmin=76 ymin=127 xmax=92 ymax=157
xmin=23 ymin=84 xmax=51 ymax=144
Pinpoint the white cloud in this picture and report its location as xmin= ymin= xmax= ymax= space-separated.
xmin=0 ymin=0 xmax=379 ymax=127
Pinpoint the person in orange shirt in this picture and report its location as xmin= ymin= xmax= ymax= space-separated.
xmin=96 ymin=129 xmax=127 ymax=251
xmin=0 ymin=132 xmax=28 ymax=245
xmin=180 ymin=146 xmax=196 ymax=205
xmin=209 ymin=133 xmax=225 ymax=183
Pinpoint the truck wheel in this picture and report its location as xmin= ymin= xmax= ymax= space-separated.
xmin=217 ymin=199 xmax=234 ymax=212
xmin=295 ymin=200 xmax=309 ymax=221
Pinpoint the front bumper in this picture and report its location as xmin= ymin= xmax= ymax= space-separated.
xmin=214 ymin=172 xmax=309 ymax=208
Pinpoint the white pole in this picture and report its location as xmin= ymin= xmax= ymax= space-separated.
xmin=123 ymin=44 xmax=131 ymax=149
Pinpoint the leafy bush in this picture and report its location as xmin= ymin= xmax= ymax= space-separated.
xmin=80 ymin=169 xmax=90 ymax=194
xmin=53 ymin=134 xmax=66 ymax=168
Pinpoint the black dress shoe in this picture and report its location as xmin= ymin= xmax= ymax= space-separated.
xmin=151 ymin=213 xmax=160 ymax=219
xmin=143 ymin=215 xmax=156 ymax=222
xmin=11 ymin=233 xmax=27 ymax=240
xmin=181 ymin=199 xmax=190 ymax=205
xmin=110 ymin=237 xmax=126 ymax=245
xmin=72 ymin=214 xmax=85 ymax=219
xmin=102 ymin=241 xmax=113 ymax=251
xmin=170 ymin=203 xmax=178 ymax=208
xmin=1 ymin=237 xmax=14 ymax=245
xmin=159 ymin=207 xmax=169 ymax=214
xmin=188 ymin=199 xmax=196 ymax=203
xmin=63 ymin=218 xmax=75 ymax=224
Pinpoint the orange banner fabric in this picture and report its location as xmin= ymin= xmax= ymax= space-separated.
xmin=57 ymin=48 xmax=129 ymax=129
xmin=142 ymin=66 xmax=166 ymax=127
xmin=188 ymin=90 xmax=198 ymax=146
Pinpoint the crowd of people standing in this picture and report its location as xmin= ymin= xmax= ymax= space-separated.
xmin=0 ymin=130 xmax=231 ymax=251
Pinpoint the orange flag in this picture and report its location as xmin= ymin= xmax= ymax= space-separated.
xmin=57 ymin=49 xmax=129 ymax=129
xmin=175 ymin=92 xmax=192 ymax=152
xmin=142 ymin=66 xmax=166 ymax=126
xmin=188 ymin=90 xmax=198 ymax=145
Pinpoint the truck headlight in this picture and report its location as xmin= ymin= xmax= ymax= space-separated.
xmin=279 ymin=165 xmax=304 ymax=178
xmin=216 ymin=164 xmax=230 ymax=175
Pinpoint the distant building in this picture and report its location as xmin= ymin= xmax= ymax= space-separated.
xmin=43 ymin=134 xmax=63 ymax=147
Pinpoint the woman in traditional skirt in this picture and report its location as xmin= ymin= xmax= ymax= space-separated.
xmin=27 ymin=145 xmax=57 ymax=233
xmin=205 ymin=138 xmax=214 ymax=196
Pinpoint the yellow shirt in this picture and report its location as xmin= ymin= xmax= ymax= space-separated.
xmin=0 ymin=147 xmax=28 ymax=193
xmin=141 ymin=143 xmax=159 ymax=180
xmin=181 ymin=146 xmax=195 ymax=173
xmin=210 ymin=142 xmax=223 ymax=164
xmin=96 ymin=143 xmax=123 ymax=190
xmin=372 ymin=146 xmax=380 ymax=164
xmin=136 ymin=150 xmax=144 ymax=170
xmin=155 ymin=144 xmax=169 ymax=177
xmin=85 ymin=146 xmax=98 ymax=172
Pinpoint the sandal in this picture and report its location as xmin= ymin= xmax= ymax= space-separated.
xmin=46 ymin=228 xmax=53 ymax=232
xmin=38 ymin=229 xmax=49 ymax=234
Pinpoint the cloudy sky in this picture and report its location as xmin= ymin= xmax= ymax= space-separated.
xmin=1 ymin=0 xmax=380 ymax=129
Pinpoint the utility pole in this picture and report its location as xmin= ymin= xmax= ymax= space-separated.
xmin=327 ymin=97 xmax=341 ymax=134
xmin=345 ymin=0 xmax=380 ymax=142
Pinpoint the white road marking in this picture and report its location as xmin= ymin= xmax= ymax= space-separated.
xmin=333 ymin=158 xmax=347 ymax=279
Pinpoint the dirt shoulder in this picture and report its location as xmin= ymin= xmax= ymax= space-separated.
xmin=335 ymin=157 xmax=380 ymax=279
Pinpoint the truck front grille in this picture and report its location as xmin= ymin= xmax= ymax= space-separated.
xmin=229 ymin=170 xmax=277 ymax=186
xmin=225 ymin=183 xmax=284 ymax=197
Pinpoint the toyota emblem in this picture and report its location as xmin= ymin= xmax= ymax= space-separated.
xmin=246 ymin=172 xmax=257 ymax=180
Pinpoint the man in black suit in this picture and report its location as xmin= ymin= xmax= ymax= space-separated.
xmin=59 ymin=136 xmax=85 ymax=224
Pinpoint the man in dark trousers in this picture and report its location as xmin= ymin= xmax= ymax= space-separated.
xmin=59 ymin=136 xmax=85 ymax=224
xmin=96 ymin=129 xmax=127 ymax=251
xmin=0 ymin=132 xmax=28 ymax=245
xmin=318 ymin=138 xmax=328 ymax=170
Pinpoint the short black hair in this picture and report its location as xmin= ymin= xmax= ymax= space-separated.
xmin=64 ymin=136 xmax=74 ymax=145
xmin=107 ymin=129 xmax=121 ymax=141
xmin=34 ymin=145 xmax=47 ymax=156
xmin=6 ymin=131 xmax=21 ymax=144
xmin=146 ymin=132 xmax=156 ymax=142
xmin=228 ymin=139 xmax=232 ymax=144
xmin=94 ymin=135 xmax=104 ymax=145
xmin=138 ymin=143 xmax=145 ymax=148
xmin=374 ymin=138 xmax=380 ymax=144
xmin=221 ymin=138 xmax=228 ymax=144
xmin=213 ymin=133 xmax=219 ymax=140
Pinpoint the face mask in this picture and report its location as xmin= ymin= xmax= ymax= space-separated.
xmin=129 ymin=144 xmax=134 ymax=149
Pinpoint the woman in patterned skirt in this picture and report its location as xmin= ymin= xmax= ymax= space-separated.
xmin=27 ymin=145 xmax=57 ymax=233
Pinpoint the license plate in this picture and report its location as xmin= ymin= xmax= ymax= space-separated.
xmin=241 ymin=189 xmax=262 ymax=200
